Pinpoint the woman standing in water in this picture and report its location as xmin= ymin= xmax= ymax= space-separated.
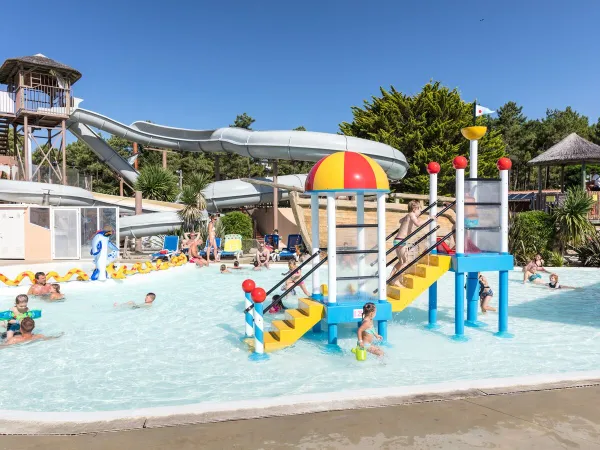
xmin=207 ymin=215 xmax=220 ymax=262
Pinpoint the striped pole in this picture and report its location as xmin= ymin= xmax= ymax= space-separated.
xmin=244 ymin=292 xmax=254 ymax=337
xmin=249 ymin=287 xmax=269 ymax=361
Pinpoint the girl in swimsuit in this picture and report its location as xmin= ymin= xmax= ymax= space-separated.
xmin=356 ymin=302 xmax=383 ymax=356
xmin=207 ymin=215 xmax=220 ymax=262
xmin=478 ymin=273 xmax=496 ymax=313
xmin=548 ymin=273 xmax=576 ymax=289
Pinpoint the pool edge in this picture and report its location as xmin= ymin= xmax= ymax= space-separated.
xmin=2 ymin=370 xmax=600 ymax=435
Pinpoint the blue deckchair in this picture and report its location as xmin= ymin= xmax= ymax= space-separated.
xmin=279 ymin=234 xmax=302 ymax=261
xmin=151 ymin=235 xmax=179 ymax=261
xmin=264 ymin=234 xmax=280 ymax=250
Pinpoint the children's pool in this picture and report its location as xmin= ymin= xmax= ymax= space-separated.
xmin=0 ymin=262 xmax=598 ymax=412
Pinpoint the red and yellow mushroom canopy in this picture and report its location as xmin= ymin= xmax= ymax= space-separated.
xmin=304 ymin=152 xmax=390 ymax=193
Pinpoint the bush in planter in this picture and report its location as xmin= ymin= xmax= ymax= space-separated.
xmin=572 ymin=232 xmax=600 ymax=267
xmin=509 ymin=211 xmax=555 ymax=265
xmin=220 ymin=211 xmax=253 ymax=240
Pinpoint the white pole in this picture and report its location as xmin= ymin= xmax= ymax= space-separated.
xmin=429 ymin=172 xmax=438 ymax=248
xmin=356 ymin=193 xmax=365 ymax=292
xmin=469 ymin=140 xmax=478 ymax=179
xmin=327 ymin=193 xmax=337 ymax=304
xmin=456 ymin=168 xmax=465 ymax=254
xmin=311 ymin=194 xmax=320 ymax=296
xmin=376 ymin=193 xmax=386 ymax=301
xmin=500 ymin=169 xmax=509 ymax=253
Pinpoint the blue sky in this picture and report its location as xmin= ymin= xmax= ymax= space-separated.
xmin=2 ymin=0 xmax=599 ymax=132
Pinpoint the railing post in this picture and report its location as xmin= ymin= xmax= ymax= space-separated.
xmin=357 ymin=193 xmax=366 ymax=292
xmin=426 ymin=162 xmax=440 ymax=330
xmin=326 ymin=193 xmax=336 ymax=304
xmin=311 ymin=194 xmax=321 ymax=297
xmin=376 ymin=192 xmax=386 ymax=301
xmin=453 ymin=156 xmax=467 ymax=255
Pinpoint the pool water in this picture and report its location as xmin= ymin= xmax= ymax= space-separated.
xmin=0 ymin=263 xmax=599 ymax=412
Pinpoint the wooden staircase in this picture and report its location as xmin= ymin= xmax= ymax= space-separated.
xmin=386 ymin=254 xmax=451 ymax=312
xmin=0 ymin=117 xmax=9 ymax=155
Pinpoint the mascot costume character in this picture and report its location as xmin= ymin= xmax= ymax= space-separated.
xmin=90 ymin=226 xmax=119 ymax=281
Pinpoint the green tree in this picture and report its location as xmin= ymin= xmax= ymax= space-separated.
xmin=230 ymin=113 xmax=255 ymax=130
xmin=220 ymin=211 xmax=253 ymax=239
xmin=590 ymin=118 xmax=600 ymax=146
xmin=133 ymin=165 xmax=179 ymax=202
xmin=293 ymin=126 xmax=307 ymax=131
xmin=339 ymin=82 xmax=505 ymax=194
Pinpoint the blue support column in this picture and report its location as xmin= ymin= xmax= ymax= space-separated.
xmin=452 ymin=271 xmax=468 ymax=341
xmin=377 ymin=320 xmax=388 ymax=342
xmin=328 ymin=324 xmax=338 ymax=345
xmin=465 ymin=272 xmax=485 ymax=327
xmin=494 ymin=270 xmax=513 ymax=338
xmin=425 ymin=281 xmax=440 ymax=330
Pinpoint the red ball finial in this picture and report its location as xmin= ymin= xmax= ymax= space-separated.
xmin=251 ymin=287 xmax=267 ymax=303
xmin=427 ymin=161 xmax=440 ymax=174
xmin=242 ymin=279 xmax=256 ymax=293
xmin=497 ymin=157 xmax=512 ymax=171
xmin=452 ymin=156 xmax=468 ymax=170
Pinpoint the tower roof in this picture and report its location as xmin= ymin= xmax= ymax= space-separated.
xmin=305 ymin=151 xmax=390 ymax=193
xmin=0 ymin=54 xmax=82 ymax=84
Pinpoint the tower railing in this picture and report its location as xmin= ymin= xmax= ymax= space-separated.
xmin=16 ymin=85 xmax=70 ymax=116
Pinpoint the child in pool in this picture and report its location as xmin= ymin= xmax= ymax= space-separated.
xmin=268 ymin=294 xmax=286 ymax=313
xmin=357 ymin=302 xmax=383 ymax=357
xmin=283 ymin=260 xmax=310 ymax=297
xmin=49 ymin=284 xmax=64 ymax=301
xmin=114 ymin=293 xmax=156 ymax=308
xmin=478 ymin=273 xmax=496 ymax=313
xmin=232 ymin=261 xmax=243 ymax=270
xmin=252 ymin=260 xmax=261 ymax=271
xmin=548 ymin=273 xmax=576 ymax=289
xmin=6 ymin=294 xmax=29 ymax=339
xmin=220 ymin=264 xmax=231 ymax=274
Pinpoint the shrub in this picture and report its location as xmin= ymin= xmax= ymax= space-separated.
xmin=551 ymin=188 xmax=594 ymax=253
xmin=509 ymin=211 xmax=555 ymax=265
xmin=220 ymin=211 xmax=253 ymax=240
xmin=546 ymin=251 xmax=564 ymax=267
xmin=572 ymin=232 xmax=600 ymax=267
xmin=134 ymin=165 xmax=179 ymax=202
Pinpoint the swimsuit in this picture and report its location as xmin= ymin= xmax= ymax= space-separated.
xmin=393 ymin=238 xmax=406 ymax=247
xmin=358 ymin=324 xmax=378 ymax=348
xmin=478 ymin=280 xmax=493 ymax=300
xmin=548 ymin=281 xmax=561 ymax=289
xmin=528 ymin=273 xmax=542 ymax=282
xmin=465 ymin=218 xmax=479 ymax=228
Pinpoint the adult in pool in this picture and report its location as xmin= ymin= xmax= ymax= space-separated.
xmin=27 ymin=272 xmax=52 ymax=296
xmin=2 ymin=318 xmax=59 ymax=346
xmin=523 ymin=264 xmax=544 ymax=284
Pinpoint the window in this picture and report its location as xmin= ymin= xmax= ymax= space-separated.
xmin=29 ymin=207 xmax=50 ymax=229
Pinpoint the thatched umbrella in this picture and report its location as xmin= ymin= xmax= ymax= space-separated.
xmin=528 ymin=133 xmax=600 ymax=202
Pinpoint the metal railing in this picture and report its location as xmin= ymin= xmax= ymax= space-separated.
xmin=16 ymin=85 xmax=70 ymax=116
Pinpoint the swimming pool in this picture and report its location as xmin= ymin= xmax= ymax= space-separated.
xmin=0 ymin=262 xmax=598 ymax=413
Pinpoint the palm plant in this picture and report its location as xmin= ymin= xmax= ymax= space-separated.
xmin=134 ymin=165 xmax=179 ymax=202
xmin=551 ymin=188 xmax=594 ymax=253
xmin=177 ymin=173 xmax=212 ymax=232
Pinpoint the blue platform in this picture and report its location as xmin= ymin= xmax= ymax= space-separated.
xmin=451 ymin=252 xmax=514 ymax=273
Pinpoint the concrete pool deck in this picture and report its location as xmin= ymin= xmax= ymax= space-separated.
xmin=2 ymin=380 xmax=600 ymax=449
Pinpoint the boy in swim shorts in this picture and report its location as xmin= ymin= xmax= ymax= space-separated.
xmin=390 ymin=200 xmax=425 ymax=285
xmin=284 ymin=260 xmax=310 ymax=297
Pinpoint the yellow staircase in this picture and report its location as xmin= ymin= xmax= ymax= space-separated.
xmin=387 ymin=254 xmax=451 ymax=312
xmin=263 ymin=298 xmax=324 ymax=352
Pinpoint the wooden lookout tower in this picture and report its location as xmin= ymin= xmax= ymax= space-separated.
xmin=0 ymin=54 xmax=82 ymax=184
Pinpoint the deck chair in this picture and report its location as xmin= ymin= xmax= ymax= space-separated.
xmin=221 ymin=234 xmax=243 ymax=259
xmin=200 ymin=237 xmax=222 ymax=260
xmin=151 ymin=235 xmax=179 ymax=261
xmin=279 ymin=234 xmax=303 ymax=261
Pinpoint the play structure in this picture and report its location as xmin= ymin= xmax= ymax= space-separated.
xmin=242 ymin=138 xmax=514 ymax=358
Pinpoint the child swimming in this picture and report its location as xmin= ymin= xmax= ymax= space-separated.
xmin=547 ymin=273 xmax=576 ymax=289
xmin=268 ymin=294 xmax=286 ymax=313
xmin=478 ymin=273 xmax=496 ymax=313
xmin=356 ymin=302 xmax=383 ymax=356
xmin=232 ymin=261 xmax=242 ymax=270
xmin=6 ymin=294 xmax=29 ymax=339
xmin=114 ymin=292 xmax=156 ymax=308
xmin=220 ymin=264 xmax=231 ymax=274
xmin=49 ymin=284 xmax=64 ymax=301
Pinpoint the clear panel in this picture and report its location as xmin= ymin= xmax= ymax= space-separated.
xmin=336 ymin=226 xmax=379 ymax=252
xmin=80 ymin=207 xmax=98 ymax=259
xmin=99 ymin=208 xmax=118 ymax=245
xmin=53 ymin=209 xmax=79 ymax=259
xmin=464 ymin=179 xmax=501 ymax=203
xmin=29 ymin=207 xmax=50 ymax=229
xmin=467 ymin=229 xmax=502 ymax=253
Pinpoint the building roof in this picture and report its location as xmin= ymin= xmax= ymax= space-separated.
xmin=0 ymin=54 xmax=82 ymax=84
xmin=528 ymin=133 xmax=600 ymax=166
xmin=305 ymin=151 xmax=390 ymax=193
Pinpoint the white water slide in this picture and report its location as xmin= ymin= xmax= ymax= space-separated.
xmin=0 ymin=107 xmax=408 ymax=237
